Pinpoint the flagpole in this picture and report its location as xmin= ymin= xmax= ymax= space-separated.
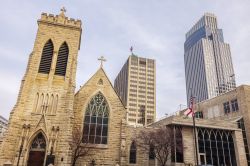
xmin=192 ymin=96 xmax=199 ymax=166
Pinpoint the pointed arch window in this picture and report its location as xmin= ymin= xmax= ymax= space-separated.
xmin=129 ymin=141 xmax=137 ymax=163
xmin=149 ymin=145 xmax=155 ymax=160
xmin=83 ymin=92 xmax=109 ymax=144
xmin=30 ymin=133 xmax=46 ymax=151
xmin=55 ymin=42 xmax=69 ymax=76
xmin=38 ymin=40 xmax=53 ymax=74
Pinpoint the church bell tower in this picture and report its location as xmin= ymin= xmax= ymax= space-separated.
xmin=0 ymin=9 xmax=82 ymax=166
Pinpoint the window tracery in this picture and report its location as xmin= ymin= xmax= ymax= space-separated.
xmin=30 ymin=133 xmax=46 ymax=151
xmin=83 ymin=92 xmax=109 ymax=144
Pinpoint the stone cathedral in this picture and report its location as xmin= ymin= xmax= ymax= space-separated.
xmin=0 ymin=10 xmax=149 ymax=166
xmin=0 ymin=10 xmax=248 ymax=166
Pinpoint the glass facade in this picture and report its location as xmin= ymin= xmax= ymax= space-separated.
xmin=198 ymin=127 xmax=237 ymax=166
xmin=184 ymin=13 xmax=236 ymax=104
xmin=171 ymin=125 xmax=184 ymax=163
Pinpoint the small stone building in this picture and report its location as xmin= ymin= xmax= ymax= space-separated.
xmin=151 ymin=115 xmax=247 ymax=166
xmin=193 ymin=85 xmax=250 ymax=165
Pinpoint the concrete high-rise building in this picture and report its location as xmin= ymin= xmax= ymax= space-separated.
xmin=184 ymin=13 xmax=236 ymax=104
xmin=114 ymin=54 xmax=156 ymax=126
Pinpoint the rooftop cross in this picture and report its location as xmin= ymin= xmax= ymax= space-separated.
xmin=130 ymin=46 xmax=134 ymax=55
xmin=61 ymin=7 xmax=67 ymax=13
xmin=60 ymin=7 xmax=67 ymax=16
xmin=98 ymin=56 xmax=106 ymax=68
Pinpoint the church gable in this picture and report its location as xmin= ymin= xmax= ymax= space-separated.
xmin=74 ymin=67 xmax=126 ymax=116
xmin=73 ymin=68 xmax=126 ymax=163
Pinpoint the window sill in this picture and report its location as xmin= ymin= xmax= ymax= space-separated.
xmin=81 ymin=143 xmax=108 ymax=149
xmin=36 ymin=73 xmax=49 ymax=79
xmin=53 ymin=75 xmax=65 ymax=80
xmin=31 ymin=112 xmax=56 ymax=116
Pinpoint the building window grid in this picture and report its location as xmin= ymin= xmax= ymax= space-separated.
xmin=198 ymin=128 xmax=237 ymax=166
xmin=171 ymin=125 xmax=184 ymax=163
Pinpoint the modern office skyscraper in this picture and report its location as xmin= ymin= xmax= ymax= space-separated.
xmin=184 ymin=13 xmax=236 ymax=104
xmin=114 ymin=54 xmax=156 ymax=126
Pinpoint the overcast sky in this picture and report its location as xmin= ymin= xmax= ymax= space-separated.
xmin=0 ymin=0 xmax=250 ymax=120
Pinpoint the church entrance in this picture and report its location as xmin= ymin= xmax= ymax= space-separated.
xmin=27 ymin=133 xmax=46 ymax=166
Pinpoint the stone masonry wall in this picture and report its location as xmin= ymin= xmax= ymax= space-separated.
xmin=0 ymin=11 xmax=81 ymax=166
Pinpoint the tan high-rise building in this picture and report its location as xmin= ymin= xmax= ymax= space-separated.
xmin=114 ymin=54 xmax=156 ymax=126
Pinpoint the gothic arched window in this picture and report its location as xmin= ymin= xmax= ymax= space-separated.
xmin=83 ymin=92 xmax=109 ymax=144
xmin=38 ymin=40 xmax=53 ymax=74
xmin=55 ymin=42 xmax=69 ymax=76
xmin=149 ymin=145 xmax=155 ymax=160
xmin=129 ymin=141 xmax=137 ymax=164
xmin=30 ymin=133 xmax=46 ymax=151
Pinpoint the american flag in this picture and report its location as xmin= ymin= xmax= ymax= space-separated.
xmin=184 ymin=96 xmax=194 ymax=117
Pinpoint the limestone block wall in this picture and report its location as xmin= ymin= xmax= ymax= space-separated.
xmin=234 ymin=130 xmax=248 ymax=166
xmin=182 ymin=127 xmax=195 ymax=165
xmin=0 ymin=11 xmax=82 ymax=166
xmin=124 ymin=126 xmax=150 ymax=166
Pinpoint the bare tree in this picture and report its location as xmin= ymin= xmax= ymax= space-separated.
xmin=135 ymin=126 xmax=180 ymax=166
xmin=70 ymin=127 xmax=94 ymax=166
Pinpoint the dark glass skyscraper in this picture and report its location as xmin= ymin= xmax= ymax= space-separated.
xmin=184 ymin=13 xmax=236 ymax=104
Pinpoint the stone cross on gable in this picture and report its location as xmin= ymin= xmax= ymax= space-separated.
xmin=61 ymin=7 xmax=66 ymax=13
xmin=98 ymin=56 xmax=106 ymax=68
xmin=60 ymin=7 xmax=66 ymax=17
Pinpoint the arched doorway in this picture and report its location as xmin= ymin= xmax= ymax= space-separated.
xmin=27 ymin=133 xmax=46 ymax=166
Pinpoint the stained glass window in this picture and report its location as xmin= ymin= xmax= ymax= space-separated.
xmin=83 ymin=92 xmax=109 ymax=144
xmin=30 ymin=133 xmax=46 ymax=151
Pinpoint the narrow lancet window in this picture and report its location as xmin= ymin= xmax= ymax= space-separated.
xmin=38 ymin=40 xmax=53 ymax=74
xmin=129 ymin=141 xmax=137 ymax=163
xmin=55 ymin=42 xmax=69 ymax=76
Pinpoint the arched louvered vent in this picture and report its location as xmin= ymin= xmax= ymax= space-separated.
xmin=55 ymin=42 xmax=69 ymax=76
xmin=38 ymin=40 xmax=53 ymax=74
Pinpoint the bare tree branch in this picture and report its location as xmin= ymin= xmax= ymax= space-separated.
xmin=135 ymin=127 xmax=177 ymax=166
xmin=70 ymin=127 xmax=95 ymax=166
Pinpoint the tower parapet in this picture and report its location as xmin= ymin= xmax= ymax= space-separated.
xmin=39 ymin=12 xmax=81 ymax=29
